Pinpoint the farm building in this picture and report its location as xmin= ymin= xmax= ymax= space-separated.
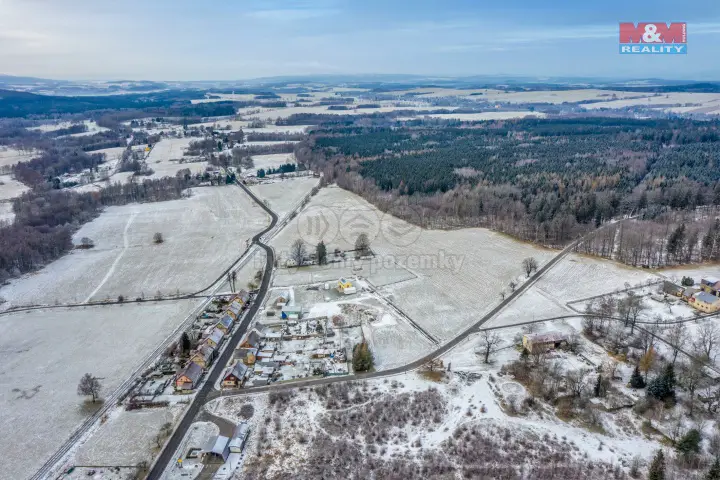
xmin=338 ymin=278 xmax=357 ymax=295
xmin=203 ymin=435 xmax=230 ymax=462
xmin=522 ymin=332 xmax=568 ymax=354
xmin=222 ymin=362 xmax=248 ymax=389
xmin=691 ymin=292 xmax=720 ymax=313
xmin=175 ymin=361 xmax=203 ymax=391
xmin=663 ymin=281 xmax=684 ymax=297
xmin=701 ymin=278 xmax=720 ymax=297
xmin=190 ymin=343 xmax=216 ymax=369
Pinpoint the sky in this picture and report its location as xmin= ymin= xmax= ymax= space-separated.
xmin=0 ymin=0 xmax=719 ymax=81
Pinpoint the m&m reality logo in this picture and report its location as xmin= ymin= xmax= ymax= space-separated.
xmin=619 ymin=22 xmax=687 ymax=54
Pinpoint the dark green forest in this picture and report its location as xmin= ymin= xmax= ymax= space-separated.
xmin=304 ymin=117 xmax=720 ymax=252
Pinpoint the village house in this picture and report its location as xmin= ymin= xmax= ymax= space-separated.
xmin=281 ymin=304 xmax=303 ymax=320
xmin=175 ymin=361 xmax=203 ymax=392
xmin=691 ymin=292 xmax=720 ymax=313
xmin=682 ymin=287 xmax=702 ymax=302
xmin=236 ymin=290 xmax=251 ymax=305
xmin=235 ymin=346 xmax=258 ymax=365
xmin=663 ymin=281 xmax=684 ymax=297
xmin=215 ymin=314 xmax=234 ymax=334
xmin=206 ymin=328 xmax=225 ymax=348
xmin=240 ymin=329 xmax=262 ymax=349
xmin=222 ymin=362 xmax=248 ymax=389
xmin=522 ymin=332 xmax=568 ymax=354
xmin=226 ymin=300 xmax=242 ymax=319
xmin=701 ymin=278 xmax=720 ymax=297
xmin=190 ymin=343 xmax=216 ymax=369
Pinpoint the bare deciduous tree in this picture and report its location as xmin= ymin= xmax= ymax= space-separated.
xmin=521 ymin=257 xmax=538 ymax=277
xmin=695 ymin=322 xmax=720 ymax=361
xmin=565 ymin=369 xmax=590 ymax=398
xmin=77 ymin=373 xmax=102 ymax=403
xmin=479 ymin=331 xmax=504 ymax=364
xmin=666 ymin=322 xmax=688 ymax=365
xmin=290 ymin=238 xmax=307 ymax=266
xmin=680 ymin=356 xmax=707 ymax=417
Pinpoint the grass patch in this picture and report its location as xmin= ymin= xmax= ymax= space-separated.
xmin=419 ymin=370 xmax=445 ymax=382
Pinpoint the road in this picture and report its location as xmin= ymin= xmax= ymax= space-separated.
xmin=145 ymin=181 xmax=278 ymax=480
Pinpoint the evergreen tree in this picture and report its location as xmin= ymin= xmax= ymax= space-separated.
xmin=648 ymin=449 xmax=666 ymax=480
xmin=666 ymin=223 xmax=686 ymax=260
xmin=705 ymin=457 xmax=720 ymax=480
xmin=676 ymin=429 xmax=702 ymax=457
xmin=316 ymin=241 xmax=327 ymax=265
xmin=352 ymin=342 xmax=374 ymax=372
xmin=630 ymin=365 xmax=646 ymax=389
xmin=647 ymin=364 xmax=676 ymax=401
xmin=594 ymin=374 xmax=603 ymax=397
xmin=180 ymin=332 xmax=191 ymax=354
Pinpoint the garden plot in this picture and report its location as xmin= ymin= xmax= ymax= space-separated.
xmin=248 ymin=153 xmax=295 ymax=172
xmin=0 ymin=299 xmax=199 ymax=480
xmin=0 ymin=186 xmax=269 ymax=307
xmin=269 ymin=185 xmax=556 ymax=343
xmin=0 ymin=173 xmax=29 ymax=200
xmin=248 ymin=176 xmax=318 ymax=219
xmin=0 ymin=146 xmax=38 ymax=168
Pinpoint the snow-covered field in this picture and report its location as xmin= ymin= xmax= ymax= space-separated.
xmin=388 ymin=88 xmax=647 ymax=104
xmin=269 ymin=185 xmax=556 ymax=343
xmin=28 ymin=121 xmax=74 ymax=132
xmin=248 ymin=153 xmax=295 ymax=172
xmin=581 ymin=92 xmax=720 ymax=114
xmin=0 ymin=146 xmax=38 ymax=168
xmin=248 ymin=176 xmax=318 ymax=219
xmin=0 ymin=173 xmax=29 ymax=201
xmin=241 ymin=105 xmax=435 ymax=121
xmin=144 ymin=137 xmax=209 ymax=180
xmin=245 ymin=124 xmax=310 ymax=134
xmin=0 ymin=186 xmax=269 ymax=307
xmin=0 ymin=300 xmax=200 ymax=480
xmin=0 ymin=202 xmax=14 ymax=225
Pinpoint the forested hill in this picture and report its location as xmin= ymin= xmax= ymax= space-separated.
xmin=305 ymin=117 xmax=720 ymax=251
xmin=0 ymin=89 xmax=236 ymax=118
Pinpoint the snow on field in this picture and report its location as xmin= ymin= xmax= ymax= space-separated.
xmin=145 ymin=138 xmax=207 ymax=180
xmin=581 ymin=92 xmax=720 ymax=113
xmin=269 ymin=185 xmax=556 ymax=343
xmin=408 ymin=111 xmax=545 ymax=121
xmin=241 ymin=140 xmax=299 ymax=148
xmin=0 ymin=300 xmax=200 ymax=480
xmin=0 ymin=202 xmax=14 ymax=225
xmin=249 ymin=153 xmax=294 ymax=171
xmin=193 ymin=119 xmax=248 ymax=130
xmin=245 ymin=124 xmax=310 ymax=134
xmin=0 ymin=146 xmax=38 ymax=168
xmin=28 ymin=121 xmax=74 ymax=132
xmin=75 ymin=407 xmax=176 ymax=466
xmin=388 ymin=88 xmax=647 ymax=104
xmin=0 ymin=186 xmax=269 ymax=307
xmin=0 ymin=173 xmax=29 ymax=201
xmin=248 ymin=176 xmax=318 ymax=218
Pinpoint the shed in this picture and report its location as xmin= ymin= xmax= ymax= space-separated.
xmin=522 ymin=332 xmax=568 ymax=354
xmin=229 ymin=423 xmax=250 ymax=453
xmin=203 ymin=435 xmax=230 ymax=462
xmin=281 ymin=305 xmax=303 ymax=320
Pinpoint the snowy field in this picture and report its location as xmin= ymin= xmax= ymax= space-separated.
xmin=241 ymin=105 xmax=434 ymax=121
xmin=581 ymin=92 xmax=720 ymax=113
xmin=389 ymin=87 xmax=648 ymax=104
xmin=245 ymin=124 xmax=310 ymax=134
xmin=0 ymin=202 xmax=13 ymax=224
xmin=75 ymin=407 xmax=176 ymax=466
xmin=269 ymin=185 xmax=556 ymax=343
xmin=248 ymin=176 xmax=318 ymax=219
xmin=145 ymin=137 xmax=208 ymax=180
xmin=27 ymin=121 xmax=74 ymax=132
xmin=486 ymin=254 xmax=664 ymax=328
xmin=0 ymin=173 xmax=29 ymax=200
xmin=0 ymin=186 xmax=269 ymax=307
xmin=248 ymin=153 xmax=295 ymax=172
xmin=0 ymin=300 xmax=200 ymax=480
xmin=0 ymin=146 xmax=38 ymax=168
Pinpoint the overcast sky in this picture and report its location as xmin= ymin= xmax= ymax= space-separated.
xmin=1 ymin=0 xmax=719 ymax=81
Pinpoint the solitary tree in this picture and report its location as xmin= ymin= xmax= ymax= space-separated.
xmin=290 ymin=239 xmax=306 ymax=266
xmin=153 ymin=232 xmax=164 ymax=244
xmin=667 ymin=323 xmax=688 ymax=365
xmin=80 ymin=237 xmax=95 ymax=249
xmin=180 ymin=332 xmax=192 ymax=355
xmin=316 ymin=241 xmax=327 ymax=265
xmin=648 ymin=449 xmax=666 ymax=480
xmin=676 ymin=429 xmax=702 ymax=458
xmin=522 ymin=257 xmax=538 ymax=277
xmin=630 ymin=365 xmax=646 ymax=389
xmin=639 ymin=346 xmax=657 ymax=382
xmin=479 ymin=331 xmax=503 ymax=363
xmin=355 ymin=233 xmax=370 ymax=256
xmin=77 ymin=373 xmax=102 ymax=403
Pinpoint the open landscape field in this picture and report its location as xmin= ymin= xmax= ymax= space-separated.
xmin=0 ymin=147 xmax=38 ymax=168
xmin=0 ymin=186 xmax=269 ymax=307
xmin=581 ymin=92 xmax=720 ymax=113
xmin=0 ymin=300 xmax=200 ymax=480
xmin=248 ymin=176 xmax=318 ymax=219
xmin=0 ymin=173 xmax=29 ymax=201
xmin=269 ymin=185 xmax=556 ymax=343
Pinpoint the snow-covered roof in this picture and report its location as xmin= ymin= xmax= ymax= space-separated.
xmin=525 ymin=331 xmax=568 ymax=344
xmin=209 ymin=328 xmax=224 ymax=345
xmin=203 ymin=435 xmax=230 ymax=459
xmin=695 ymin=292 xmax=720 ymax=304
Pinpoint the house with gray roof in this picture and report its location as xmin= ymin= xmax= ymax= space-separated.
xmin=175 ymin=361 xmax=203 ymax=391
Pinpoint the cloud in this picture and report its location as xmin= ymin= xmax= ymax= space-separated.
xmin=246 ymin=8 xmax=338 ymax=21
